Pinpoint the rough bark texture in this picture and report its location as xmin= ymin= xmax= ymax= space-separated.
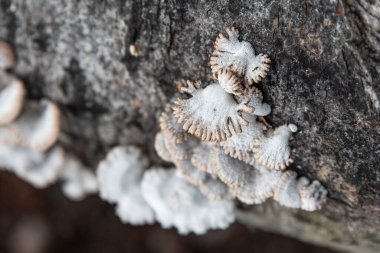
xmin=0 ymin=0 xmax=379 ymax=252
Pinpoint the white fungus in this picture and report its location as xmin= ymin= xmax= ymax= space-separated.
xmin=141 ymin=168 xmax=235 ymax=235
xmin=210 ymin=27 xmax=271 ymax=84
xmin=60 ymin=156 xmax=98 ymax=201
xmin=97 ymin=145 xmax=155 ymax=225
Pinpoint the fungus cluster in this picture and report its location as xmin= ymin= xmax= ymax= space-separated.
xmin=1 ymin=27 xmax=328 ymax=236
xmin=0 ymin=41 xmax=98 ymax=200
xmin=154 ymin=27 xmax=327 ymax=219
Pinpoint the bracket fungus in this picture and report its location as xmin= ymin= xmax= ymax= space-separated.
xmin=253 ymin=124 xmax=297 ymax=170
xmin=0 ymin=99 xmax=61 ymax=152
xmin=172 ymin=81 xmax=254 ymax=142
xmin=0 ymin=73 xmax=26 ymax=126
xmin=210 ymin=27 xmax=271 ymax=85
xmin=0 ymin=41 xmax=16 ymax=70
xmin=60 ymin=157 xmax=98 ymax=201
xmin=141 ymin=168 xmax=235 ymax=235
xmin=97 ymin=145 xmax=155 ymax=225
xmin=0 ymin=145 xmax=64 ymax=188
xmin=152 ymin=27 xmax=328 ymax=235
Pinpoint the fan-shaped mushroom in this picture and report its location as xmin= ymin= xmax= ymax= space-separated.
xmin=96 ymin=146 xmax=155 ymax=225
xmin=60 ymin=156 xmax=98 ymax=201
xmin=210 ymin=27 xmax=271 ymax=84
xmin=141 ymin=168 xmax=235 ymax=235
xmin=172 ymin=82 xmax=253 ymax=141
xmin=0 ymin=73 xmax=26 ymax=126
xmin=0 ymin=100 xmax=61 ymax=152
xmin=219 ymin=116 xmax=265 ymax=164
xmin=253 ymin=124 xmax=297 ymax=170
xmin=231 ymin=168 xmax=282 ymax=204
xmin=0 ymin=41 xmax=16 ymax=70
xmin=211 ymin=146 xmax=251 ymax=188
xmin=0 ymin=145 xmax=64 ymax=188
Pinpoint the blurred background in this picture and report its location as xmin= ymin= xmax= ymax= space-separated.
xmin=0 ymin=170 xmax=340 ymax=253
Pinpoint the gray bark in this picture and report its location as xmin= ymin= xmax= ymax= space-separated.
xmin=1 ymin=0 xmax=379 ymax=252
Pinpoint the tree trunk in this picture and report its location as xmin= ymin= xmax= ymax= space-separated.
xmin=1 ymin=0 xmax=379 ymax=252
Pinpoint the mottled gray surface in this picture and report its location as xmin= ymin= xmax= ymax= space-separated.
xmin=0 ymin=0 xmax=379 ymax=252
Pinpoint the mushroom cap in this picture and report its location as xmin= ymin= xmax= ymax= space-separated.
xmin=159 ymin=107 xmax=188 ymax=143
xmin=273 ymin=170 xmax=303 ymax=208
xmin=210 ymin=27 xmax=271 ymax=84
xmin=162 ymin=130 xmax=195 ymax=161
xmin=190 ymin=142 xmax=215 ymax=174
xmin=96 ymin=145 xmax=155 ymax=225
xmin=298 ymin=178 xmax=328 ymax=211
xmin=141 ymin=168 xmax=235 ymax=235
xmin=174 ymin=158 xmax=207 ymax=186
xmin=60 ymin=156 xmax=98 ymax=201
xmin=0 ymin=100 xmax=61 ymax=152
xmin=0 ymin=41 xmax=16 ymax=69
xmin=0 ymin=145 xmax=64 ymax=188
xmin=154 ymin=131 xmax=173 ymax=163
xmin=232 ymin=168 xmax=282 ymax=205
xmin=0 ymin=73 xmax=26 ymax=126
xmin=219 ymin=117 xmax=265 ymax=164
xmin=198 ymin=175 xmax=233 ymax=201
xmin=116 ymin=188 xmax=155 ymax=225
xmin=97 ymin=145 xmax=148 ymax=203
xmin=211 ymin=146 xmax=252 ymax=188
xmin=172 ymin=83 xmax=253 ymax=142
xmin=252 ymin=124 xmax=295 ymax=170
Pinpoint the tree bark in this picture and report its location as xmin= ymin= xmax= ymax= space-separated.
xmin=1 ymin=0 xmax=379 ymax=252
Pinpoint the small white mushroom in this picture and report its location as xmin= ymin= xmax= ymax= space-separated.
xmin=298 ymin=177 xmax=328 ymax=211
xmin=141 ymin=168 xmax=235 ymax=235
xmin=252 ymin=124 xmax=297 ymax=170
xmin=190 ymin=142 xmax=214 ymax=174
xmin=154 ymin=131 xmax=173 ymax=163
xmin=59 ymin=156 xmax=98 ymax=201
xmin=174 ymin=158 xmax=207 ymax=186
xmin=0 ymin=145 xmax=64 ymax=188
xmin=96 ymin=146 xmax=155 ymax=225
xmin=231 ymin=168 xmax=282 ymax=204
xmin=0 ymin=41 xmax=16 ymax=69
xmin=0 ymin=73 xmax=26 ymax=126
xmin=211 ymin=146 xmax=251 ymax=188
xmin=159 ymin=108 xmax=188 ymax=143
xmin=219 ymin=116 xmax=265 ymax=164
xmin=198 ymin=175 xmax=233 ymax=201
xmin=210 ymin=27 xmax=271 ymax=84
xmin=0 ymin=100 xmax=61 ymax=152
xmin=172 ymin=82 xmax=253 ymax=142
xmin=272 ymin=170 xmax=327 ymax=211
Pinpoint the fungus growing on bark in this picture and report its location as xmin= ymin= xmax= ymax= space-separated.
xmin=141 ymin=168 xmax=235 ymax=235
xmin=0 ymin=41 xmax=16 ymax=69
xmin=154 ymin=131 xmax=173 ymax=162
xmin=0 ymin=100 xmax=61 ymax=152
xmin=231 ymin=168 xmax=282 ymax=204
xmin=253 ymin=124 xmax=298 ymax=170
xmin=172 ymin=82 xmax=254 ymax=142
xmin=273 ymin=171 xmax=327 ymax=211
xmin=159 ymin=107 xmax=188 ymax=143
xmin=97 ymin=145 xmax=155 ymax=225
xmin=210 ymin=27 xmax=271 ymax=84
xmin=0 ymin=145 xmax=64 ymax=188
xmin=211 ymin=146 xmax=251 ymax=188
xmin=0 ymin=73 xmax=26 ymax=126
xmin=60 ymin=157 xmax=98 ymax=201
